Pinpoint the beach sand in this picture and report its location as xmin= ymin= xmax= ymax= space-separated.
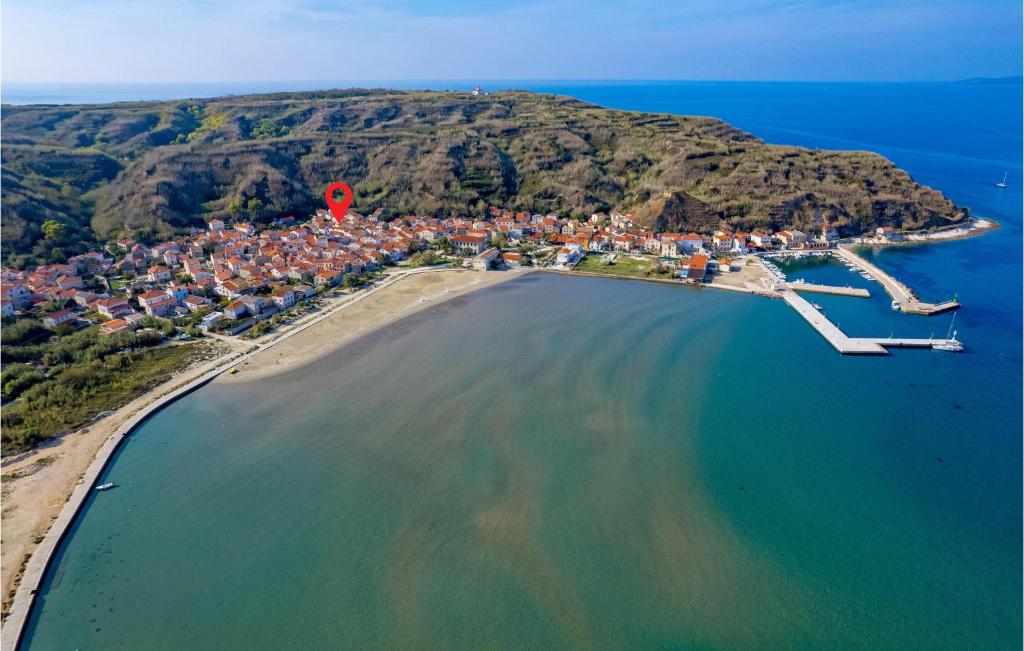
xmin=219 ymin=267 xmax=528 ymax=383
xmin=0 ymin=267 xmax=526 ymax=620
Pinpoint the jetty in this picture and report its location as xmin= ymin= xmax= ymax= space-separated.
xmin=779 ymin=289 xmax=960 ymax=355
xmin=835 ymin=246 xmax=959 ymax=315
xmin=785 ymin=282 xmax=870 ymax=298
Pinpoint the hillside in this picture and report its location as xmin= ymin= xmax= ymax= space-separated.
xmin=1 ymin=89 xmax=966 ymax=267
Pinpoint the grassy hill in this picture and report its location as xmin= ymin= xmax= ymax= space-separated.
xmin=1 ymin=88 xmax=966 ymax=267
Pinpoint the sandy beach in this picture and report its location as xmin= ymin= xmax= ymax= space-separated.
xmin=0 ymin=266 xmax=527 ymax=627
xmin=220 ymin=267 xmax=529 ymax=383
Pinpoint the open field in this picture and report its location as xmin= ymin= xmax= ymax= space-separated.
xmin=573 ymin=253 xmax=657 ymax=279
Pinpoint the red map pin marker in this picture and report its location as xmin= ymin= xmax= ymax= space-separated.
xmin=324 ymin=182 xmax=353 ymax=224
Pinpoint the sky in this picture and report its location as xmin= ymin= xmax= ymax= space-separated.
xmin=2 ymin=0 xmax=1021 ymax=83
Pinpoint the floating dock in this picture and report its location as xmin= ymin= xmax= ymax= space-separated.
xmin=834 ymin=246 xmax=959 ymax=315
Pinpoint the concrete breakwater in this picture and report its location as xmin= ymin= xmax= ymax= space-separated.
xmin=835 ymin=246 xmax=959 ymax=315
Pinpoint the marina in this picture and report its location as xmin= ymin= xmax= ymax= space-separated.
xmin=834 ymin=246 xmax=960 ymax=315
xmin=759 ymin=247 xmax=965 ymax=354
xmin=779 ymin=289 xmax=962 ymax=355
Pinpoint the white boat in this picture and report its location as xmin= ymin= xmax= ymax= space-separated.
xmin=891 ymin=300 xmax=901 ymax=311
xmin=995 ymin=171 xmax=1007 ymax=188
xmin=812 ymin=303 xmax=823 ymax=311
xmin=95 ymin=482 xmax=116 ymax=491
xmin=933 ymin=314 xmax=964 ymax=352
xmin=933 ymin=334 xmax=964 ymax=352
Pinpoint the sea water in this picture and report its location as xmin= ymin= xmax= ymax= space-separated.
xmin=20 ymin=81 xmax=1023 ymax=649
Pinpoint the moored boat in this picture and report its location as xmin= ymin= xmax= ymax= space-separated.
xmin=95 ymin=482 xmax=116 ymax=491
xmin=933 ymin=314 xmax=964 ymax=352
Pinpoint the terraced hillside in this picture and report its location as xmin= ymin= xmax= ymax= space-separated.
xmin=1 ymin=89 xmax=965 ymax=267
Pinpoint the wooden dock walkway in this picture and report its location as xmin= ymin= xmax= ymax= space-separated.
xmin=834 ymin=246 xmax=959 ymax=315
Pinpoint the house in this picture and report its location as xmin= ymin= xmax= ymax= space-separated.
xmin=148 ymin=265 xmax=172 ymax=282
xmin=450 ymin=234 xmax=488 ymax=255
xmin=55 ymin=275 xmax=84 ymax=290
xmin=2 ymin=281 xmax=32 ymax=308
xmin=138 ymin=290 xmax=177 ymax=317
xmin=465 ymin=248 xmax=500 ymax=271
xmin=314 ymin=269 xmax=342 ymax=287
xmin=681 ymin=254 xmax=708 ymax=282
xmin=555 ymin=247 xmax=581 ymax=265
xmin=749 ymin=230 xmax=773 ymax=248
xmin=680 ymin=233 xmax=705 ymax=254
xmin=224 ymin=301 xmax=249 ymax=320
xmin=200 ymin=311 xmax=224 ymax=331
xmin=660 ymin=234 xmax=682 ymax=257
xmin=875 ymin=226 xmax=904 ymax=242
xmin=43 ymin=309 xmax=76 ymax=328
xmin=183 ymin=295 xmax=211 ymax=312
xmin=95 ymin=297 xmax=133 ymax=319
xmin=100 ymin=318 xmax=136 ymax=335
xmin=215 ymin=280 xmax=245 ymax=299
xmin=165 ymin=285 xmax=190 ymax=301
xmin=238 ymin=295 xmax=268 ymax=318
xmin=777 ymin=230 xmax=807 ymax=248
xmin=270 ymin=286 xmax=296 ymax=309
xmin=501 ymin=252 xmax=522 ymax=267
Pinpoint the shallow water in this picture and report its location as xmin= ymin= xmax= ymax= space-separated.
xmin=21 ymin=81 xmax=1023 ymax=649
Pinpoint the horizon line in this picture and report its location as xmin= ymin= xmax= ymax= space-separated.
xmin=3 ymin=76 xmax=1022 ymax=86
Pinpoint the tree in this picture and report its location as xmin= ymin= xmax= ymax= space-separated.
xmin=246 ymin=198 xmax=265 ymax=218
xmin=41 ymin=220 xmax=68 ymax=241
xmin=436 ymin=237 xmax=454 ymax=255
xmin=408 ymin=250 xmax=441 ymax=267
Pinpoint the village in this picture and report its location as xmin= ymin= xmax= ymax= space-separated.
xmin=1 ymin=204 xmax=919 ymax=342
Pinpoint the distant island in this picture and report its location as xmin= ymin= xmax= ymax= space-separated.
xmin=1 ymin=89 xmax=967 ymax=269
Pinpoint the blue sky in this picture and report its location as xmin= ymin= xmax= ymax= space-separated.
xmin=2 ymin=0 xmax=1021 ymax=82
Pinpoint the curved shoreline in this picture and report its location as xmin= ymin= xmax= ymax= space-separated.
xmin=0 ymin=267 xmax=528 ymax=651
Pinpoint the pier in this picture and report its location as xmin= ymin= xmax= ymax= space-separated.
xmin=785 ymin=282 xmax=870 ymax=298
xmin=780 ymin=289 xmax=887 ymax=354
xmin=835 ymin=246 xmax=959 ymax=315
xmin=779 ymin=289 xmax=960 ymax=355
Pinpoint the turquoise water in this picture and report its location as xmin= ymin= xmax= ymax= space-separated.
xmin=20 ymin=82 xmax=1023 ymax=649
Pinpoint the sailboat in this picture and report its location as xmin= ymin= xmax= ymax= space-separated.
xmin=995 ymin=171 xmax=1007 ymax=188
xmin=933 ymin=312 xmax=964 ymax=352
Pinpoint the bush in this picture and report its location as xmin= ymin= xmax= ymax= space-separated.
xmin=1 ymin=319 xmax=48 ymax=345
xmin=139 ymin=315 xmax=175 ymax=336
xmin=1 ymin=364 xmax=46 ymax=400
xmin=408 ymin=250 xmax=442 ymax=267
